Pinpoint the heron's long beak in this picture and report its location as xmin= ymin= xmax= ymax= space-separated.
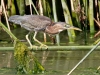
xmin=66 ymin=26 xmax=82 ymax=31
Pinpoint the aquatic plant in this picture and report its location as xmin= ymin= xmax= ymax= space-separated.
xmin=0 ymin=22 xmax=45 ymax=74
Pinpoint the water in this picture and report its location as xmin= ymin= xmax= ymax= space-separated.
xmin=0 ymin=28 xmax=100 ymax=75
xmin=0 ymin=50 xmax=100 ymax=75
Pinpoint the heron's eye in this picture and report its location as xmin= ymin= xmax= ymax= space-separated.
xmin=65 ymin=24 xmax=69 ymax=26
xmin=65 ymin=23 xmax=71 ymax=27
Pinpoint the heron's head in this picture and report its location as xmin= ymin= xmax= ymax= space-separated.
xmin=53 ymin=22 xmax=82 ymax=31
xmin=45 ymin=22 xmax=82 ymax=35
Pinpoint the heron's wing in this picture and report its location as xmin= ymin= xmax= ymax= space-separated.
xmin=9 ymin=15 xmax=52 ymax=31
xmin=20 ymin=15 xmax=52 ymax=31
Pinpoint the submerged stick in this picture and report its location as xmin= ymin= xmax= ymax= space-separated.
xmin=67 ymin=41 xmax=100 ymax=75
xmin=1 ymin=46 xmax=100 ymax=51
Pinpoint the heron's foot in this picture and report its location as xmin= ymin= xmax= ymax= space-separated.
xmin=30 ymin=45 xmax=38 ymax=50
xmin=40 ymin=44 xmax=48 ymax=50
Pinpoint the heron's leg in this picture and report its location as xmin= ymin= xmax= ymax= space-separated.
xmin=33 ymin=31 xmax=48 ymax=48
xmin=26 ymin=32 xmax=32 ymax=48
xmin=43 ymin=33 xmax=46 ymax=43
xmin=26 ymin=32 xmax=38 ymax=49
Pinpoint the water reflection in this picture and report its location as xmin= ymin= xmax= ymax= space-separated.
xmin=0 ymin=50 xmax=100 ymax=75
xmin=0 ymin=51 xmax=14 ymax=68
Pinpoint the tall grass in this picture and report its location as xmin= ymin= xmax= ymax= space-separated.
xmin=1 ymin=0 xmax=100 ymax=43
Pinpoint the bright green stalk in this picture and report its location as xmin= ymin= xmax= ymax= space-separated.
xmin=7 ymin=0 xmax=11 ymax=16
xmin=0 ymin=22 xmax=17 ymax=41
xmin=52 ymin=0 xmax=60 ymax=45
xmin=20 ymin=0 xmax=25 ymax=15
xmin=42 ymin=0 xmax=46 ymax=15
xmin=16 ymin=0 xmax=25 ymax=15
xmin=82 ymin=0 xmax=85 ymax=6
xmin=89 ymin=0 xmax=94 ymax=37
xmin=52 ymin=0 xmax=58 ymax=22
xmin=61 ymin=0 xmax=76 ymax=43
xmin=7 ymin=0 xmax=16 ymax=16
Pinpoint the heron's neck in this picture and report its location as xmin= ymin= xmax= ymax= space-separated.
xmin=45 ymin=25 xmax=59 ymax=35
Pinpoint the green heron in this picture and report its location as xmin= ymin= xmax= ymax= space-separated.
xmin=9 ymin=15 xmax=81 ymax=48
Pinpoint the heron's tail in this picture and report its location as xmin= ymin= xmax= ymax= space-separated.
xmin=8 ymin=15 xmax=21 ymax=25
